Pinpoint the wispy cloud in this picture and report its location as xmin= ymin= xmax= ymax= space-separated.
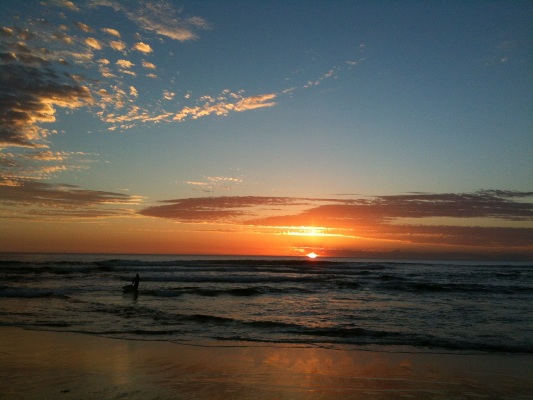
xmin=91 ymin=0 xmax=210 ymax=42
xmin=0 ymin=181 xmax=142 ymax=219
xmin=303 ymin=67 xmax=339 ymax=89
xmin=140 ymin=196 xmax=310 ymax=222
xmin=0 ymin=0 xmax=365 ymax=198
xmin=173 ymin=92 xmax=277 ymax=122
xmin=0 ymin=150 xmax=96 ymax=186
xmin=0 ymin=1 xmax=281 ymax=144
xmin=186 ymin=176 xmax=244 ymax=192
xmin=1 ymin=0 xmax=363 ymax=146
xmin=286 ymin=44 xmax=365 ymax=93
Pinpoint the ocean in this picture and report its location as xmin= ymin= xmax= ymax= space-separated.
xmin=1 ymin=254 xmax=532 ymax=355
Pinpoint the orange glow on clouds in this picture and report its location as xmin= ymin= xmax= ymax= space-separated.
xmin=0 ymin=2 xmax=531 ymax=262
xmin=0 ymin=191 xmax=532 ymax=259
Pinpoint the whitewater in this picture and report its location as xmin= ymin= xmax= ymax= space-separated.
xmin=0 ymin=254 xmax=532 ymax=354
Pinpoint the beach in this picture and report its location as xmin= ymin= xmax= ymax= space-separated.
xmin=1 ymin=256 xmax=532 ymax=398
xmin=1 ymin=327 xmax=532 ymax=400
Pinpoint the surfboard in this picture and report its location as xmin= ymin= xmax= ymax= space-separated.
xmin=123 ymin=285 xmax=135 ymax=293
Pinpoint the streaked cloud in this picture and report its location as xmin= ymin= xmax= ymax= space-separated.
xmin=0 ymin=181 xmax=141 ymax=205
xmin=0 ymin=150 xmax=96 ymax=185
xmin=0 ymin=181 xmax=142 ymax=219
xmin=96 ymin=0 xmax=210 ymax=42
xmin=140 ymin=196 xmax=308 ymax=222
xmin=186 ymin=176 xmax=244 ymax=192
xmin=140 ymin=191 xmax=533 ymax=250
xmin=233 ymin=93 xmax=277 ymax=111
xmin=173 ymin=92 xmax=277 ymax=122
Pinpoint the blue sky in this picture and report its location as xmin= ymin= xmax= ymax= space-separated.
xmin=0 ymin=0 xmax=532 ymax=257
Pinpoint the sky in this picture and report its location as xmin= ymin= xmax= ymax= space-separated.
xmin=0 ymin=0 xmax=532 ymax=259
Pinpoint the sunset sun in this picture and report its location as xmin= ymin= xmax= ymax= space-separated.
xmin=307 ymin=252 xmax=318 ymax=259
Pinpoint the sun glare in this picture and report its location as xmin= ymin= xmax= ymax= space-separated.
xmin=284 ymin=226 xmax=325 ymax=237
xmin=307 ymin=252 xmax=317 ymax=259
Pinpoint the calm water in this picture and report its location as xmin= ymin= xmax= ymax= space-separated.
xmin=0 ymin=254 xmax=532 ymax=354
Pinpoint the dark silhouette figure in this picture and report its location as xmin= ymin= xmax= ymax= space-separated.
xmin=132 ymin=273 xmax=140 ymax=292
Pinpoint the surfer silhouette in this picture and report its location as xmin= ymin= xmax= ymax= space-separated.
xmin=132 ymin=273 xmax=140 ymax=292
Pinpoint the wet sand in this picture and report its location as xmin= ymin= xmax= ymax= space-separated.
xmin=0 ymin=327 xmax=532 ymax=399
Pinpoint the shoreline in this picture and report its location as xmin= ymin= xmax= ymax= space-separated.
xmin=2 ymin=252 xmax=532 ymax=263
xmin=1 ymin=327 xmax=532 ymax=399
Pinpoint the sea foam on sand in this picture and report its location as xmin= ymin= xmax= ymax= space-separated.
xmin=0 ymin=327 xmax=532 ymax=399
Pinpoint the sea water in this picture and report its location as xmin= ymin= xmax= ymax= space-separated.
xmin=0 ymin=254 xmax=532 ymax=354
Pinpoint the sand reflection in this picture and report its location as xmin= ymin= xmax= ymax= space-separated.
xmin=1 ymin=328 xmax=532 ymax=399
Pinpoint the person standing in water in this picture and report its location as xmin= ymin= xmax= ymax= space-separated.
xmin=132 ymin=273 xmax=140 ymax=292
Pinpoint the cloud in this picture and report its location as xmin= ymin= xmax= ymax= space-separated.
xmin=1 ymin=5 xmax=160 ymax=143
xmin=133 ymin=42 xmax=153 ymax=53
xmin=139 ymin=191 xmax=533 ymax=250
xmin=116 ymin=59 xmax=134 ymax=68
xmin=27 ymin=150 xmax=68 ymax=161
xmin=0 ymin=180 xmax=140 ymax=205
xmin=0 ymin=27 xmax=14 ymax=37
xmin=185 ymin=176 xmax=244 ymax=192
xmin=97 ymin=87 xmax=277 ymax=131
xmin=75 ymin=22 xmax=92 ymax=33
xmin=1 ymin=0 xmax=355 ymax=143
xmin=101 ymin=28 xmax=121 ymax=38
xmin=233 ymin=93 xmax=277 ymax=111
xmin=303 ymin=67 xmax=339 ymax=89
xmin=0 ymin=62 xmax=93 ymax=148
xmin=85 ymin=37 xmax=102 ymax=50
xmin=163 ymin=90 xmax=175 ymax=100
xmin=0 ymin=150 xmax=96 ymax=185
xmin=0 ymin=180 xmax=142 ymax=219
xmin=100 ymin=1 xmax=210 ymax=42
xmin=109 ymin=40 xmax=126 ymax=51
xmin=140 ymin=196 xmax=307 ymax=222
xmin=245 ymin=191 xmax=533 ymax=227
xmin=54 ymin=0 xmax=80 ymax=11
xmin=207 ymin=176 xmax=243 ymax=183
xmin=173 ymin=92 xmax=277 ymax=122
xmin=142 ymin=60 xmax=156 ymax=69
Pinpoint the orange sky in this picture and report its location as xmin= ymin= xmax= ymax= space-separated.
xmin=1 ymin=1 xmax=532 ymax=260
xmin=2 ymin=192 xmax=532 ymax=260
